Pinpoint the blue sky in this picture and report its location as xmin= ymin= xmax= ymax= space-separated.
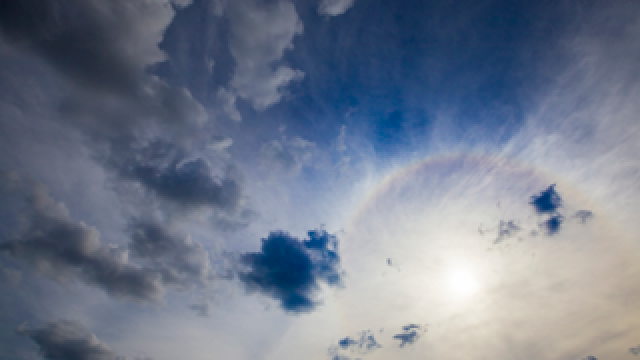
xmin=1 ymin=0 xmax=640 ymax=359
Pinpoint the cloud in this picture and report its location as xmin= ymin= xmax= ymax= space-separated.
xmin=261 ymin=140 xmax=298 ymax=174
xmin=108 ymin=139 xmax=245 ymax=212
xmin=226 ymin=0 xmax=305 ymax=110
xmin=189 ymin=302 xmax=211 ymax=317
xmin=0 ymin=186 xmax=166 ymax=302
xmin=17 ymin=320 xmax=119 ymax=360
xmin=0 ymin=266 xmax=21 ymax=286
xmin=630 ymin=344 xmax=640 ymax=356
xmin=318 ymin=0 xmax=355 ymax=16
xmin=237 ymin=229 xmax=342 ymax=313
xmin=216 ymin=87 xmax=243 ymax=123
xmin=333 ymin=330 xmax=381 ymax=354
xmin=334 ymin=125 xmax=348 ymax=152
xmin=495 ymin=220 xmax=521 ymax=244
xmin=0 ymin=0 xmax=206 ymax=134
xmin=338 ymin=337 xmax=358 ymax=349
xmin=529 ymin=184 xmax=563 ymax=214
xmin=209 ymin=135 xmax=234 ymax=152
xmin=130 ymin=221 xmax=214 ymax=289
xmin=260 ymin=136 xmax=317 ymax=176
xmin=170 ymin=0 xmax=193 ymax=8
xmin=573 ymin=210 xmax=594 ymax=223
xmin=392 ymin=324 xmax=426 ymax=348
xmin=212 ymin=208 xmax=256 ymax=232
xmin=0 ymin=186 xmax=215 ymax=302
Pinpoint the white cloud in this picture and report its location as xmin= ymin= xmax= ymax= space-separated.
xmin=227 ymin=0 xmax=305 ymax=110
xmin=318 ymin=0 xmax=355 ymax=16
xmin=216 ymin=87 xmax=243 ymax=122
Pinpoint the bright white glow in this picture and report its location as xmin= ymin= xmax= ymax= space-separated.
xmin=448 ymin=270 xmax=479 ymax=297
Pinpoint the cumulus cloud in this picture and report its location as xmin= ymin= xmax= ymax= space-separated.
xmin=0 ymin=186 xmax=214 ymax=302
xmin=18 ymin=320 xmax=119 ymax=360
xmin=0 ymin=0 xmax=206 ymax=134
xmin=108 ymin=139 xmax=245 ymax=212
xmin=0 ymin=186 xmax=165 ymax=302
xmin=318 ymin=0 xmax=356 ymax=17
xmin=130 ymin=221 xmax=214 ymax=289
xmin=237 ymin=230 xmax=342 ymax=313
xmin=393 ymin=324 xmax=426 ymax=348
xmin=226 ymin=0 xmax=305 ymax=110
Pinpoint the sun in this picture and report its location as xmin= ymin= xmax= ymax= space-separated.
xmin=448 ymin=270 xmax=479 ymax=297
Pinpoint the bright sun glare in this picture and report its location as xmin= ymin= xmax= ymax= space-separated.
xmin=449 ymin=270 xmax=479 ymax=297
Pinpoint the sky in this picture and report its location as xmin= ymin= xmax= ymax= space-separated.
xmin=0 ymin=0 xmax=640 ymax=359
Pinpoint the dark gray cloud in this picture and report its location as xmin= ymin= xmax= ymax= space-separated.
xmin=0 ymin=186 xmax=166 ymax=302
xmin=530 ymin=184 xmax=562 ymax=214
xmin=0 ymin=0 xmax=158 ymax=95
xmin=631 ymin=344 xmax=640 ymax=356
xmin=108 ymin=139 xmax=245 ymax=212
xmin=0 ymin=186 xmax=215 ymax=302
xmin=238 ymin=229 xmax=342 ymax=313
xmin=0 ymin=265 xmax=21 ymax=286
xmin=17 ymin=320 xmax=118 ymax=360
xmin=130 ymin=221 xmax=214 ymax=289
xmin=393 ymin=324 xmax=426 ymax=348
xmin=0 ymin=0 xmax=206 ymax=134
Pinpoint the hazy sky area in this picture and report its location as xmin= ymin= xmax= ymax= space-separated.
xmin=1 ymin=0 xmax=640 ymax=359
